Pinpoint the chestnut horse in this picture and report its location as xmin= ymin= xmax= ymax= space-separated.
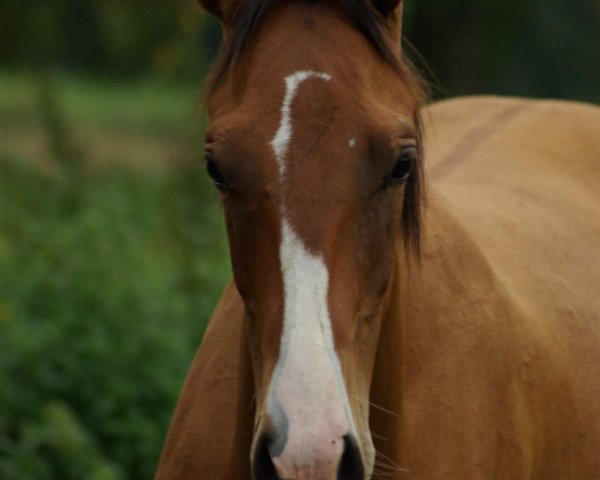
xmin=156 ymin=0 xmax=600 ymax=478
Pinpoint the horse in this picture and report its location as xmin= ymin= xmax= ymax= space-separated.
xmin=155 ymin=0 xmax=600 ymax=478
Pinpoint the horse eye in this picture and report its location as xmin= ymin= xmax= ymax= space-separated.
xmin=385 ymin=149 xmax=414 ymax=186
xmin=206 ymin=158 xmax=229 ymax=192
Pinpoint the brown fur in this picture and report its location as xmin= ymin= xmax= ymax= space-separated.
xmin=156 ymin=1 xmax=600 ymax=478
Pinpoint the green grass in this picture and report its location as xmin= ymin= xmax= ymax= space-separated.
xmin=0 ymin=70 xmax=205 ymax=137
xmin=0 ymin=70 xmax=230 ymax=479
xmin=0 ymin=70 xmax=210 ymax=171
xmin=58 ymin=75 xmax=204 ymax=137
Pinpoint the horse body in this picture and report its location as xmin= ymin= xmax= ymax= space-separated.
xmin=390 ymin=97 xmax=600 ymax=479
xmin=404 ymin=96 xmax=600 ymax=478
xmin=157 ymin=96 xmax=600 ymax=479
xmin=156 ymin=0 xmax=600 ymax=478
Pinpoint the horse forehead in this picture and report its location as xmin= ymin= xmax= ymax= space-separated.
xmin=250 ymin=73 xmax=357 ymax=123
xmin=269 ymin=73 xmax=356 ymax=145
xmin=212 ymin=82 xmax=363 ymax=158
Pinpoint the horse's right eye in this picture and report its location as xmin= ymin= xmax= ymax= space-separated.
xmin=206 ymin=158 xmax=229 ymax=192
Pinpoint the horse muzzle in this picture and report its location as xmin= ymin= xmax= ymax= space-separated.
xmin=252 ymin=425 xmax=365 ymax=480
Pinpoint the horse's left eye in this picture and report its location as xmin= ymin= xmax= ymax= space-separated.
xmin=384 ymin=148 xmax=415 ymax=186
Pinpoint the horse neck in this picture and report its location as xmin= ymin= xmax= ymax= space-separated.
xmin=367 ymin=190 xmax=499 ymax=462
xmin=367 ymin=241 xmax=413 ymax=462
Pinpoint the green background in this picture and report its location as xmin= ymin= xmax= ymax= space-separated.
xmin=0 ymin=1 xmax=598 ymax=479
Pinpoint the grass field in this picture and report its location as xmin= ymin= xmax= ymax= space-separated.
xmin=0 ymin=70 xmax=230 ymax=480
xmin=0 ymin=71 xmax=208 ymax=170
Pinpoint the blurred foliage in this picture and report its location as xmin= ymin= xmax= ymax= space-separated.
xmin=0 ymin=0 xmax=221 ymax=80
xmin=0 ymin=74 xmax=229 ymax=478
xmin=0 ymin=0 xmax=598 ymax=100
xmin=404 ymin=0 xmax=600 ymax=101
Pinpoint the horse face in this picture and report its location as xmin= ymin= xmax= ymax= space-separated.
xmin=202 ymin=2 xmax=421 ymax=478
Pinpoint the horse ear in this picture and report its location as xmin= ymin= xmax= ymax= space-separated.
xmin=372 ymin=0 xmax=403 ymax=38
xmin=196 ymin=0 xmax=238 ymax=23
xmin=372 ymin=0 xmax=402 ymax=17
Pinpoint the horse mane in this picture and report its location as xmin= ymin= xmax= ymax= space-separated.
xmin=204 ymin=0 xmax=427 ymax=256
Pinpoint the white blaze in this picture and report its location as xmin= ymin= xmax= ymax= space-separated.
xmin=266 ymin=70 xmax=355 ymax=465
xmin=271 ymin=70 xmax=331 ymax=176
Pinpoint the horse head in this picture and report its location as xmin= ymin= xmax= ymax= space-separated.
xmin=198 ymin=1 xmax=425 ymax=478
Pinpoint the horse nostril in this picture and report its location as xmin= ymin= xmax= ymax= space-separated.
xmin=252 ymin=431 xmax=365 ymax=480
xmin=337 ymin=435 xmax=365 ymax=480
xmin=252 ymin=434 xmax=278 ymax=480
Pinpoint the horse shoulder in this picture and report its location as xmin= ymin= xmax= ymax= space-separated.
xmin=155 ymin=281 xmax=252 ymax=479
xmin=423 ymin=96 xmax=600 ymax=374
xmin=395 ymin=98 xmax=600 ymax=476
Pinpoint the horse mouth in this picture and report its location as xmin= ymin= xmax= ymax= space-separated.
xmin=252 ymin=433 xmax=366 ymax=480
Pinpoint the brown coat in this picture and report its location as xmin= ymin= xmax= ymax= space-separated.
xmin=156 ymin=96 xmax=600 ymax=479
